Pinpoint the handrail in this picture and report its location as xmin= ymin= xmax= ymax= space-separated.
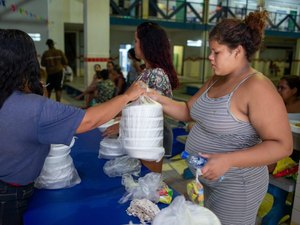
xmin=109 ymin=0 xmax=300 ymax=33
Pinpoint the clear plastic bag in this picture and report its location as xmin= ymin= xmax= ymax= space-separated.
xmin=152 ymin=196 xmax=221 ymax=225
xmin=119 ymin=172 xmax=162 ymax=204
xmin=103 ymin=155 xmax=141 ymax=177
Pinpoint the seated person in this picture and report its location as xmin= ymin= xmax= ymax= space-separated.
xmin=75 ymin=64 xmax=102 ymax=108
xmin=94 ymin=69 xmax=116 ymax=104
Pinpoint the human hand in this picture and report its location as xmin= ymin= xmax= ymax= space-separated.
xmin=144 ymin=88 xmax=161 ymax=102
xmin=124 ymin=81 xmax=147 ymax=101
xmin=200 ymin=153 xmax=230 ymax=181
xmin=102 ymin=123 xmax=120 ymax=137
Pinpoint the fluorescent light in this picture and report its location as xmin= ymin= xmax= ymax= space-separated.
xmin=28 ymin=33 xmax=41 ymax=41
xmin=187 ymin=39 xmax=202 ymax=47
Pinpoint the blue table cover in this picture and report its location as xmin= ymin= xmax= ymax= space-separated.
xmin=24 ymin=129 xmax=168 ymax=225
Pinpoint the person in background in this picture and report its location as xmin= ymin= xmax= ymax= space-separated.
xmin=268 ymin=75 xmax=300 ymax=173
xmin=113 ymin=64 xmax=127 ymax=96
xmin=106 ymin=60 xmax=116 ymax=82
xmin=94 ymin=69 xmax=116 ymax=104
xmin=146 ymin=11 xmax=292 ymax=225
xmin=75 ymin=64 xmax=102 ymax=109
xmin=277 ymin=75 xmax=300 ymax=113
xmin=41 ymin=39 xmax=68 ymax=102
xmin=126 ymin=47 xmax=142 ymax=86
xmin=269 ymin=60 xmax=279 ymax=77
xmin=103 ymin=21 xmax=179 ymax=173
xmin=0 ymin=29 xmax=145 ymax=225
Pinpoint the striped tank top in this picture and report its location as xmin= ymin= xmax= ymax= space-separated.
xmin=185 ymin=73 xmax=269 ymax=225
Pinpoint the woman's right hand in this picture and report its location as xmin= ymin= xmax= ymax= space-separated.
xmin=124 ymin=81 xmax=147 ymax=101
xmin=102 ymin=123 xmax=120 ymax=137
xmin=145 ymin=88 xmax=161 ymax=102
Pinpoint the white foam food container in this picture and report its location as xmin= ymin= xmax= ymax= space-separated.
xmin=124 ymin=146 xmax=165 ymax=162
xmin=289 ymin=120 xmax=300 ymax=134
xmin=121 ymin=137 xmax=163 ymax=148
xmin=98 ymin=119 xmax=119 ymax=133
xmin=98 ymin=138 xmax=124 ymax=159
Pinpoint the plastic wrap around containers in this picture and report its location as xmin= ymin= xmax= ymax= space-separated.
xmin=119 ymin=96 xmax=165 ymax=162
xmin=35 ymin=137 xmax=81 ymax=189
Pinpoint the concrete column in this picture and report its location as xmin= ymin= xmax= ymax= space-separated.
xmin=201 ymin=30 xmax=209 ymax=83
xmin=291 ymin=38 xmax=300 ymax=76
xmin=47 ymin=0 xmax=68 ymax=52
xmin=83 ymin=0 xmax=110 ymax=86
xmin=201 ymin=0 xmax=210 ymax=83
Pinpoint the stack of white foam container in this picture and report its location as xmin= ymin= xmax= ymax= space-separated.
xmin=119 ymin=97 xmax=165 ymax=162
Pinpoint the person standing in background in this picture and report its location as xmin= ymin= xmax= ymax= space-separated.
xmin=126 ymin=47 xmax=142 ymax=87
xmin=41 ymin=39 xmax=68 ymax=102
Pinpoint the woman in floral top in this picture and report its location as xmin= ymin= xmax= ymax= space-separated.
xmin=95 ymin=69 xmax=116 ymax=104
xmin=104 ymin=22 xmax=179 ymax=173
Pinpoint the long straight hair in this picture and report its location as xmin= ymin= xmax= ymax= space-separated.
xmin=137 ymin=22 xmax=179 ymax=89
xmin=0 ymin=29 xmax=43 ymax=108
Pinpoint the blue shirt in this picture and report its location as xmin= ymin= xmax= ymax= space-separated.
xmin=0 ymin=91 xmax=85 ymax=185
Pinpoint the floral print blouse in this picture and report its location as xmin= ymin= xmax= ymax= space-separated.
xmin=136 ymin=68 xmax=172 ymax=98
xmin=95 ymin=79 xmax=115 ymax=104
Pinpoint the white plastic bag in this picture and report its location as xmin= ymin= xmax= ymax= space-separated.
xmin=103 ymin=155 xmax=141 ymax=177
xmin=119 ymin=96 xmax=164 ymax=162
xmin=152 ymin=196 xmax=221 ymax=225
xmin=35 ymin=137 xmax=81 ymax=189
xmin=119 ymin=172 xmax=162 ymax=204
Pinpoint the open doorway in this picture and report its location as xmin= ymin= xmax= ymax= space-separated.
xmin=119 ymin=44 xmax=133 ymax=79
xmin=64 ymin=32 xmax=77 ymax=76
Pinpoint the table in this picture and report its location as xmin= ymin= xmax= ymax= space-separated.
xmin=24 ymin=129 xmax=166 ymax=225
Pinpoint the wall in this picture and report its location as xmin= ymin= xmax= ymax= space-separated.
xmin=0 ymin=0 xmax=48 ymax=59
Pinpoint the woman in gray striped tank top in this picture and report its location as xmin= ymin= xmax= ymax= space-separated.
xmin=147 ymin=10 xmax=292 ymax=225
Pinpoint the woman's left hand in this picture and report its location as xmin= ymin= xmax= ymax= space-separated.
xmin=200 ymin=153 xmax=231 ymax=181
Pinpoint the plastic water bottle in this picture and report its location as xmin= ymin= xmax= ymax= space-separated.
xmin=181 ymin=150 xmax=207 ymax=169
xmin=181 ymin=150 xmax=224 ymax=182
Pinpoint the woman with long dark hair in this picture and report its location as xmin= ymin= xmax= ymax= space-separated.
xmin=103 ymin=22 xmax=179 ymax=173
xmin=0 ymin=29 xmax=145 ymax=225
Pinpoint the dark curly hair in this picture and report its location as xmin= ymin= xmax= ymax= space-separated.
xmin=136 ymin=22 xmax=179 ymax=89
xmin=281 ymin=75 xmax=300 ymax=97
xmin=209 ymin=10 xmax=268 ymax=61
xmin=0 ymin=29 xmax=43 ymax=108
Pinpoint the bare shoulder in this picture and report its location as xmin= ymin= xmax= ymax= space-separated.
xmin=242 ymin=72 xmax=278 ymax=98
xmin=187 ymin=75 xmax=217 ymax=106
